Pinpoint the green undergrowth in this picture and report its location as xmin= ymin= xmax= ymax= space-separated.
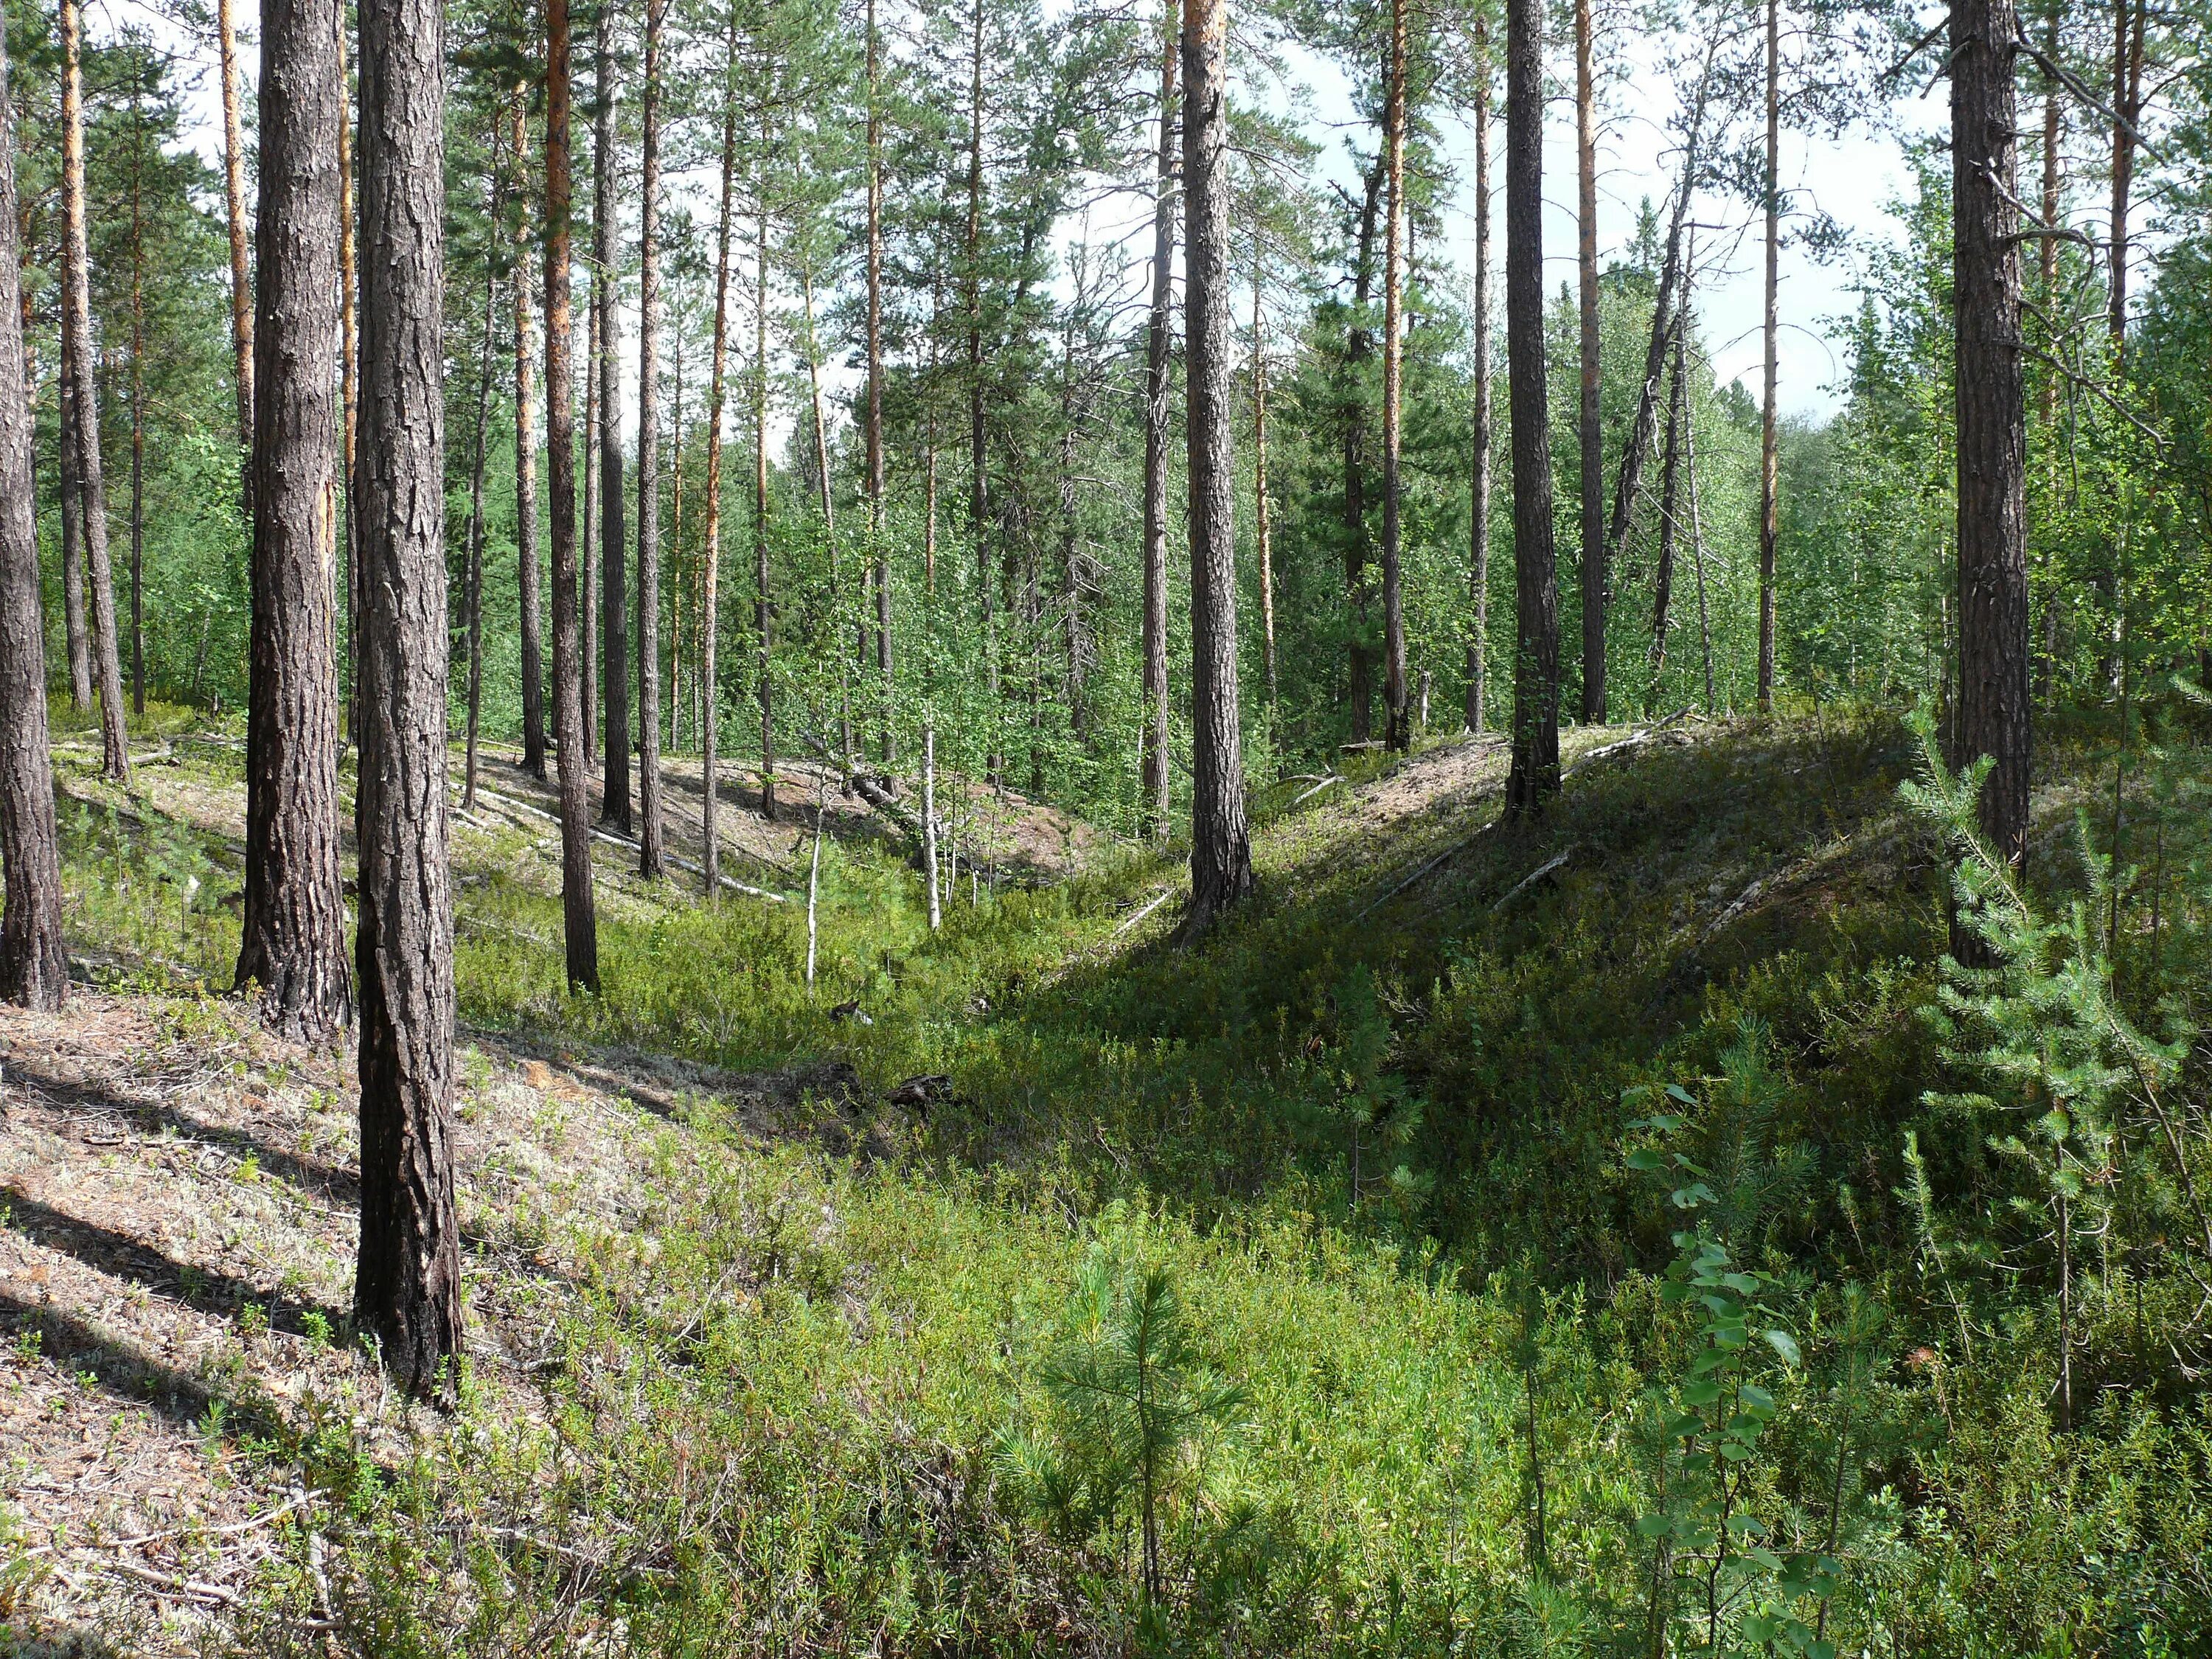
xmin=28 ymin=701 xmax=2212 ymax=1654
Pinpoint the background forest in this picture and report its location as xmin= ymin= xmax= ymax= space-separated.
xmin=4 ymin=0 xmax=2212 ymax=1649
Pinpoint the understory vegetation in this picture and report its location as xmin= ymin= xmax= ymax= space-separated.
xmin=23 ymin=692 xmax=2212 ymax=1656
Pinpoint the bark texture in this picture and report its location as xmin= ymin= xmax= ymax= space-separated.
xmin=1178 ymin=0 xmax=1251 ymax=936
xmin=1951 ymin=0 xmax=2031 ymax=876
xmin=634 ymin=0 xmax=666 ymax=877
xmin=0 ymin=7 xmax=66 ymax=1010
xmin=354 ymin=0 xmax=464 ymax=1402
xmin=701 ymin=33 xmax=737 ymax=897
xmin=513 ymin=91 xmax=546 ymax=781
xmin=1466 ymin=23 xmax=1492 ymax=735
xmin=56 ymin=358 xmax=89 ymax=709
xmin=218 ymin=0 xmax=254 ymax=522
xmin=1756 ymin=0 xmax=1779 ymax=709
xmin=596 ymin=13 xmax=630 ymax=832
xmin=1380 ymin=0 xmax=1410 ymax=751
xmin=543 ymin=0 xmax=597 ymax=992
xmin=1575 ymin=0 xmax=1604 ymax=723
xmin=1504 ymin=0 xmax=1559 ymax=815
xmin=237 ymin=0 xmax=352 ymax=1041
xmin=1138 ymin=0 xmax=1177 ymax=836
xmin=60 ymin=0 xmax=130 ymax=783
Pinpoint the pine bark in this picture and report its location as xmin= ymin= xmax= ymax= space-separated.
xmin=1649 ymin=321 xmax=1686 ymax=675
xmin=544 ymin=0 xmax=597 ymax=992
xmin=60 ymin=0 xmax=130 ymax=783
xmin=353 ymin=0 xmax=464 ymax=1402
xmin=1504 ymin=0 xmax=1559 ymax=815
xmin=236 ymin=0 xmax=352 ymax=1042
xmin=513 ymin=91 xmax=546 ymax=781
xmin=57 ymin=342 xmax=89 ymax=709
xmin=634 ymin=0 xmax=666 ymax=877
xmin=0 ymin=6 xmax=66 ymax=1011
xmin=1756 ymin=0 xmax=1779 ymax=710
xmin=1380 ymin=0 xmax=1411 ymax=752
xmin=1343 ymin=156 xmax=1383 ymax=745
xmin=1252 ymin=254 xmax=1276 ymax=709
xmin=866 ymin=0 xmax=891 ymax=765
xmin=1575 ymin=0 xmax=1604 ymax=723
xmin=596 ymin=11 xmax=630 ymax=831
xmin=1138 ymin=0 xmax=1177 ymax=836
xmin=128 ymin=83 xmax=145 ymax=716
xmin=582 ymin=213 xmax=598 ymax=761
xmin=461 ymin=134 xmax=504 ymax=814
xmin=701 ymin=30 xmax=737 ymax=897
xmin=337 ymin=10 xmax=358 ymax=751
xmin=1466 ymin=21 xmax=1492 ymax=735
xmin=754 ymin=183 xmax=776 ymax=821
xmin=1950 ymin=0 xmax=2031 ymax=880
xmin=217 ymin=0 xmax=254 ymax=522
xmin=2107 ymin=0 xmax=2141 ymax=348
xmin=1178 ymin=0 xmax=1251 ymax=935
xmin=964 ymin=0 xmax=998 ymax=789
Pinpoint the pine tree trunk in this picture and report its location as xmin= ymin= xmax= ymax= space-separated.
xmin=60 ymin=0 xmax=129 ymax=784
xmin=754 ymin=184 xmax=776 ymax=822
xmin=543 ymin=0 xmax=597 ymax=992
xmin=1575 ymin=0 xmax=1604 ymax=723
xmin=701 ymin=29 xmax=737 ymax=897
xmin=1756 ymin=0 xmax=1779 ymax=711
xmin=1950 ymin=0 xmax=2031 ymax=887
xmin=1503 ymin=0 xmax=1559 ymax=815
xmin=965 ymin=0 xmax=999 ymax=790
xmin=337 ymin=10 xmax=358 ymax=753
xmin=236 ymin=0 xmax=352 ymax=1042
xmin=217 ymin=0 xmax=254 ymax=524
xmin=866 ymin=0 xmax=891 ymax=766
xmin=56 ymin=363 xmax=90 ymax=710
xmin=1178 ymin=0 xmax=1251 ymax=936
xmin=0 ymin=10 xmax=66 ymax=1011
xmin=582 ymin=218 xmax=598 ymax=762
xmin=1380 ymin=0 xmax=1410 ymax=752
xmin=461 ymin=136 xmax=504 ymax=815
xmin=596 ymin=10 xmax=631 ymax=832
xmin=2034 ymin=4 xmax=2060 ymax=701
xmin=1344 ymin=156 xmax=1382 ymax=746
xmin=2107 ymin=0 xmax=2140 ymax=348
xmin=1138 ymin=0 xmax=1177 ymax=837
xmin=1253 ymin=255 xmax=1276 ymax=710
xmin=634 ymin=0 xmax=666 ymax=877
xmin=353 ymin=0 xmax=464 ymax=1403
xmin=128 ymin=83 xmax=145 ymax=717
xmin=1467 ymin=21 xmax=1492 ymax=736
xmin=513 ymin=91 xmax=546 ymax=781
xmin=1649 ymin=321 xmax=1686 ymax=677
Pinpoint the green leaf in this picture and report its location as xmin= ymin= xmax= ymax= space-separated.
xmin=1635 ymin=1513 xmax=1673 ymax=1537
xmin=1666 ymin=1084 xmax=1697 ymax=1106
xmin=1742 ymin=1615 xmax=1779 ymax=1642
xmin=1681 ymin=1380 xmax=1724 ymax=1406
xmin=1626 ymin=1147 xmax=1666 ymax=1172
xmin=1762 ymin=1328 xmax=1803 ymax=1366
xmin=1725 ymin=1512 xmax=1767 ymax=1536
xmin=1718 ymin=1440 xmax=1753 ymax=1461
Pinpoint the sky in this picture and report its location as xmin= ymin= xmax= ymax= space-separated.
xmin=140 ymin=0 xmax=1948 ymax=433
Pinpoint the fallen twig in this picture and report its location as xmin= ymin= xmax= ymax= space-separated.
xmin=1492 ymin=847 xmax=1573 ymax=913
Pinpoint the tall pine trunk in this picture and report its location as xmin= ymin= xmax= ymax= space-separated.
xmin=582 ymin=201 xmax=598 ymax=762
xmin=544 ymin=0 xmax=597 ymax=992
xmin=634 ymin=0 xmax=666 ymax=877
xmin=1343 ymin=157 xmax=1383 ymax=745
xmin=1649 ymin=319 xmax=1686 ymax=675
xmin=1504 ymin=0 xmax=1559 ymax=815
xmin=2107 ymin=0 xmax=2141 ymax=348
xmin=60 ymin=0 xmax=129 ymax=783
xmin=217 ymin=0 xmax=254 ymax=523
xmin=1138 ymin=0 xmax=1177 ymax=836
xmin=513 ymin=90 xmax=546 ymax=780
xmin=1466 ymin=19 xmax=1492 ymax=734
xmin=965 ymin=0 xmax=999 ymax=788
xmin=866 ymin=0 xmax=891 ymax=766
xmin=1252 ymin=248 xmax=1276 ymax=710
xmin=354 ymin=0 xmax=464 ymax=1402
xmin=236 ymin=0 xmax=352 ymax=1041
xmin=0 ymin=7 xmax=66 ymax=1010
xmin=1178 ymin=0 xmax=1251 ymax=936
xmin=1756 ymin=0 xmax=1779 ymax=710
xmin=56 ymin=364 xmax=89 ymax=709
xmin=461 ymin=134 xmax=504 ymax=813
xmin=754 ymin=180 xmax=776 ymax=821
xmin=338 ymin=10 xmax=358 ymax=753
xmin=701 ymin=28 xmax=737 ymax=896
xmin=128 ymin=80 xmax=145 ymax=716
xmin=596 ymin=11 xmax=631 ymax=831
xmin=1380 ymin=0 xmax=1410 ymax=751
xmin=1575 ymin=0 xmax=1604 ymax=723
xmin=1950 ymin=0 xmax=2031 ymax=887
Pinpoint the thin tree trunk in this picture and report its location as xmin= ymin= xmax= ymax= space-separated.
xmin=1756 ymin=0 xmax=1779 ymax=711
xmin=1950 ymin=0 xmax=2031 ymax=897
xmin=462 ymin=132 xmax=505 ymax=815
xmin=1345 ymin=156 xmax=1383 ymax=745
xmin=237 ymin=0 xmax=351 ymax=1042
xmin=56 ymin=361 xmax=89 ymax=709
xmin=1467 ymin=20 xmax=1492 ymax=735
xmin=2107 ymin=0 xmax=2140 ymax=349
xmin=1683 ymin=317 xmax=1715 ymax=716
xmin=596 ymin=10 xmax=630 ymax=831
xmin=128 ymin=77 xmax=145 ymax=716
xmin=1139 ymin=0 xmax=1177 ymax=835
xmin=513 ymin=90 xmax=546 ymax=780
xmin=1178 ymin=0 xmax=1251 ymax=936
xmin=1649 ymin=321 xmax=1686 ymax=677
xmin=354 ymin=0 xmax=464 ymax=1403
xmin=1252 ymin=251 xmax=1276 ymax=709
xmin=2034 ymin=1 xmax=2060 ymax=701
xmin=866 ymin=0 xmax=891 ymax=765
xmin=701 ymin=27 xmax=737 ymax=897
xmin=966 ymin=0 xmax=999 ymax=790
xmin=60 ymin=0 xmax=129 ymax=783
xmin=544 ymin=0 xmax=598 ymax=992
xmin=923 ymin=723 xmax=940 ymax=928
xmin=0 ymin=7 xmax=67 ymax=1010
xmin=1380 ymin=0 xmax=1411 ymax=751
xmin=634 ymin=0 xmax=666 ymax=877
xmin=754 ymin=180 xmax=776 ymax=821
xmin=217 ymin=0 xmax=254 ymax=524
xmin=799 ymin=254 xmax=852 ymax=783
xmin=1503 ymin=0 xmax=1559 ymax=815
xmin=1576 ymin=0 xmax=1604 ymax=723
xmin=582 ymin=209 xmax=598 ymax=762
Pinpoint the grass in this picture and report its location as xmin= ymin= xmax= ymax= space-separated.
xmin=19 ymin=698 xmax=2212 ymax=1654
